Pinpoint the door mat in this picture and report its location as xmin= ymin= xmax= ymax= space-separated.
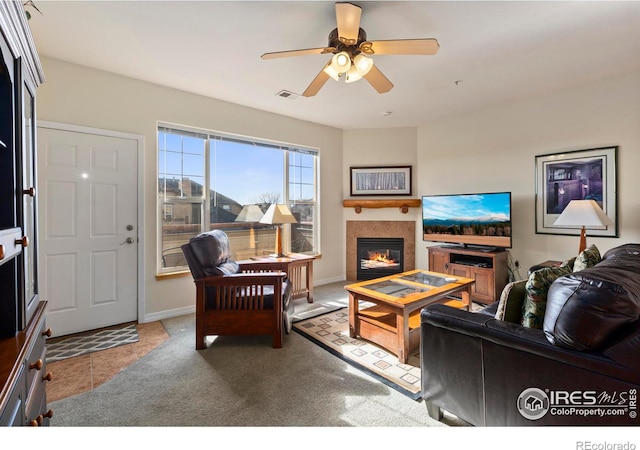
xmin=293 ymin=308 xmax=422 ymax=400
xmin=47 ymin=323 xmax=139 ymax=362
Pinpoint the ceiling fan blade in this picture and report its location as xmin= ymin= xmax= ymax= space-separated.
xmin=261 ymin=47 xmax=335 ymax=60
xmin=335 ymin=2 xmax=362 ymax=45
xmin=302 ymin=64 xmax=332 ymax=97
xmin=360 ymin=38 xmax=440 ymax=55
xmin=363 ymin=64 xmax=394 ymax=94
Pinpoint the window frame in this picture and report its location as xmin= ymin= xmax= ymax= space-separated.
xmin=156 ymin=122 xmax=320 ymax=275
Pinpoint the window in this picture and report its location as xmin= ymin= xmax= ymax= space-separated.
xmin=157 ymin=124 xmax=319 ymax=273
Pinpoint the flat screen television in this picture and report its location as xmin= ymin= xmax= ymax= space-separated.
xmin=422 ymin=192 xmax=512 ymax=249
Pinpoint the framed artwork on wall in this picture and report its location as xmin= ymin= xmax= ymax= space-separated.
xmin=350 ymin=166 xmax=412 ymax=196
xmin=535 ymin=146 xmax=618 ymax=237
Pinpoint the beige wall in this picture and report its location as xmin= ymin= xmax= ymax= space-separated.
xmin=340 ymin=72 xmax=640 ymax=278
xmin=37 ymin=57 xmax=344 ymax=321
xmin=36 ymin=55 xmax=640 ymax=322
xmin=341 ymin=127 xmax=421 ymax=267
xmin=415 ymin=71 xmax=640 ymax=276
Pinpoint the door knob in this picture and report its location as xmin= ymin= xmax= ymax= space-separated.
xmin=120 ymin=237 xmax=135 ymax=245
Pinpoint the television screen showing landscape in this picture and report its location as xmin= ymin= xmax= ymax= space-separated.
xmin=422 ymin=192 xmax=512 ymax=248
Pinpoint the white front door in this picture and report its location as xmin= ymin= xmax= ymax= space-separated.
xmin=37 ymin=125 xmax=139 ymax=337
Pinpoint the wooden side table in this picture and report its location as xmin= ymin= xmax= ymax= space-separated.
xmin=250 ymin=253 xmax=316 ymax=303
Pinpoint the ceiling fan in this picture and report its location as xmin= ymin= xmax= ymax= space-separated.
xmin=261 ymin=2 xmax=439 ymax=97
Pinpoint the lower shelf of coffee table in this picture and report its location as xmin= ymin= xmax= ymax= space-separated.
xmin=356 ymin=306 xmax=420 ymax=357
xmin=356 ymin=298 xmax=468 ymax=358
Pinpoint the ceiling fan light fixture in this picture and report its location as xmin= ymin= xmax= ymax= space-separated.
xmin=330 ymin=51 xmax=351 ymax=74
xmin=353 ymin=53 xmax=373 ymax=76
xmin=322 ymin=61 xmax=341 ymax=81
xmin=262 ymin=3 xmax=439 ymax=96
xmin=345 ymin=65 xmax=362 ymax=83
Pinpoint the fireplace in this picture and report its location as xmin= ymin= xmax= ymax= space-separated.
xmin=346 ymin=221 xmax=415 ymax=281
xmin=357 ymin=237 xmax=404 ymax=280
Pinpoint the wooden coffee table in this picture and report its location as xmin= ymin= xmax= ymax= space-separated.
xmin=345 ymin=269 xmax=475 ymax=363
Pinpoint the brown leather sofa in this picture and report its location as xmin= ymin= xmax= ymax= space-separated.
xmin=420 ymin=243 xmax=640 ymax=426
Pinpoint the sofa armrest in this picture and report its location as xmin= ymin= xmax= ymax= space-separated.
xmin=421 ymin=304 xmax=640 ymax=385
xmin=421 ymin=304 xmax=640 ymax=425
xmin=421 ymin=304 xmax=495 ymax=331
xmin=478 ymin=302 xmax=498 ymax=316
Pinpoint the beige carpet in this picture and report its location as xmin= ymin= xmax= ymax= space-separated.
xmin=293 ymin=308 xmax=422 ymax=399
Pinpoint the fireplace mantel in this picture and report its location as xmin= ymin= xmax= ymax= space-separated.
xmin=343 ymin=198 xmax=421 ymax=214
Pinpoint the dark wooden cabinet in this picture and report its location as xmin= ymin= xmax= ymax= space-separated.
xmin=428 ymin=245 xmax=509 ymax=305
xmin=0 ymin=1 xmax=48 ymax=426
xmin=0 ymin=302 xmax=51 ymax=426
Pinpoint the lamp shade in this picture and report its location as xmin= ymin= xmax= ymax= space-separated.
xmin=322 ymin=61 xmax=341 ymax=81
xmin=346 ymin=54 xmax=373 ymax=83
xmin=235 ymin=204 xmax=264 ymax=222
xmin=353 ymin=54 xmax=373 ymax=76
xmin=553 ymin=200 xmax=613 ymax=228
xmin=554 ymin=199 xmax=613 ymax=254
xmin=259 ymin=204 xmax=297 ymax=257
xmin=330 ymin=51 xmax=351 ymax=74
xmin=259 ymin=204 xmax=297 ymax=225
xmin=345 ymin=65 xmax=362 ymax=83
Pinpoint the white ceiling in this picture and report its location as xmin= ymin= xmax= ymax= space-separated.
xmin=26 ymin=1 xmax=640 ymax=130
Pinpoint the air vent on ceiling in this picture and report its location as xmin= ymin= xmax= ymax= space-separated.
xmin=276 ymin=90 xmax=300 ymax=100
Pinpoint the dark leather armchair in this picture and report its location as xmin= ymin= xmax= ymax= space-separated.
xmin=181 ymin=230 xmax=294 ymax=349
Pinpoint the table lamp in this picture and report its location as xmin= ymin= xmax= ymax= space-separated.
xmin=553 ymin=199 xmax=613 ymax=254
xmin=235 ymin=204 xmax=264 ymax=250
xmin=259 ymin=204 xmax=297 ymax=257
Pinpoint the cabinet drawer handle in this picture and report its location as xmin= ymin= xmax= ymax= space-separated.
xmin=29 ymin=417 xmax=41 ymax=427
xmin=0 ymin=244 xmax=4 ymax=260
xmin=43 ymin=328 xmax=52 ymax=338
xmin=29 ymin=359 xmax=43 ymax=371
xmin=15 ymin=236 xmax=28 ymax=247
xmin=23 ymin=187 xmax=36 ymax=197
xmin=43 ymin=372 xmax=53 ymax=382
xmin=43 ymin=409 xmax=53 ymax=419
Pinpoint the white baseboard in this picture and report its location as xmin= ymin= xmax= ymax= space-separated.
xmin=314 ymin=275 xmax=346 ymax=286
xmin=141 ymin=305 xmax=195 ymax=324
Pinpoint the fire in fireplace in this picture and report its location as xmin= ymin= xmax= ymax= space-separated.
xmin=357 ymin=237 xmax=404 ymax=280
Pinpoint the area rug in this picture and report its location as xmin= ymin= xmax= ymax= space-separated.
xmin=46 ymin=323 xmax=139 ymax=362
xmin=293 ymin=308 xmax=422 ymax=400
xmin=292 ymin=302 xmax=346 ymax=323
xmin=292 ymin=281 xmax=350 ymax=323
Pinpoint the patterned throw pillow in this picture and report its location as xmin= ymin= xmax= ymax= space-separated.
xmin=494 ymin=280 xmax=527 ymax=323
xmin=573 ymin=244 xmax=601 ymax=272
xmin=521 ymin=265 xmax=573 ymax=329
xmin=561 ymin=256 xmax=576 ymax=271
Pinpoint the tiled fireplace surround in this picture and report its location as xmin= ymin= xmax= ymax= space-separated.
xmin=346 ymin=220 xmax=416 ymax=281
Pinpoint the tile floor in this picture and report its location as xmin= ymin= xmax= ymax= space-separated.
xmin=46 ymin=321 xmax=169 ymax=402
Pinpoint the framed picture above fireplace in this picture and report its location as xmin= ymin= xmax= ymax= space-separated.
xmin=350 ymin=166 xmax=412 ymax=196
